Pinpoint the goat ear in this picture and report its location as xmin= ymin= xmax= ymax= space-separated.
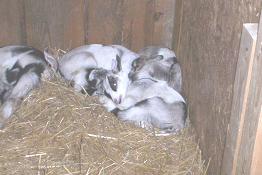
xmin=152 ymin=55 xmax=164 ymax=61
xmin=44 ymin=47 xmax=58 ymax=72
xmin=116 ymin=55 xmax=122 ymax=72
xmin=5 ymin=68 xmax=20 ymax=84
xmin=111 ymin=55 xmax=122 ymax=72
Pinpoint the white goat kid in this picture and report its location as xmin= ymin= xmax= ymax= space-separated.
xmin=114 ymin=79 xmax=186 ymax=133
xmin=90 ymin=69 xmax=187 ymax=133
xmin=0 ymin=45 xmax=54 ymax=128
xmin=129 ymin=46 xmax=182 ymax=93
xmin=45 ymin=44 xmax=138 ymax=104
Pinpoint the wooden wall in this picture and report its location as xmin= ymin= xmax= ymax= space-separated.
xmin=174 ymin=0 xmax=262 ymax=174
xmin=0 ymin=0 xmax=176 ymax=52
xmin=2 ymin=0 xmax=262 ymax=174
xmin=0 ymin=0 xmax=27 ymax=45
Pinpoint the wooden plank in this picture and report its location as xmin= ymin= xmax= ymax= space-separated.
xmin=0 ymin=0 xmax=26 ymax=45
xmin=236 ymin=12 xmax=262 ymax=175
xmin=85 ymin=0 xmax=175 ymax=51
xmin=153 ymin=0 xmax=176 ymax=48
xmin=172 ymin=0 xmax=183 ymax=53
xmin=25 ymin=0 xmax=85 ymax=50
xmin=121 ymin=0 xmax=148 ymax=51
xmin=143 ymin=0 xmax=155 ymax=47
xmin=85 ymin=0 xmax=124 ymax=45
xmin=177 ymin=1 xmax=261 ymax=174
xmin=251 ymin=110 xmax=262 ymax=175
xmin=221 ymin=23 xmax=258 ymax=175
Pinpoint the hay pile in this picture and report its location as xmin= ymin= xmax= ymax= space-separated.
xmin=0 ymin=78 xmax=207 ymax=174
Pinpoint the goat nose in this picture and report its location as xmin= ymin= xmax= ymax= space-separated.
xmin=113 ymin=96 xmax=122 ymax=104
xmin=113 ymin=98 xmax=119 ymax=104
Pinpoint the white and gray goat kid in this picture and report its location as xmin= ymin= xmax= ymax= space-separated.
xmin=129 ymin=46 xmax=182 ymax=93
xmin=45 ymin=44 xmax=138 ymax=104
xmin=89 ymin=69 xmax=187 ymax=133
xmin=0 ymin=45 xmax=55 ymax=128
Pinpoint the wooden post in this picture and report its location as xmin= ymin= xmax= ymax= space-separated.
xmin=248 ymin=12 xmax=262 ymax=175
xmin=251 ymin=110 xmax=262 ymax=175
xmin=222 ymin=11 xmax=262 ymax=175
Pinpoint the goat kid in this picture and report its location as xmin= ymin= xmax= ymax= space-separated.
xmin=45 ymin=44 xmax=138 ymax=104
xmin=0 ymin=45 xmax=55 ymax=128
xmin=89 ymin=68 xmax=187 ymax=133
xmin=129 ymin=46 xmax=182 ymax=93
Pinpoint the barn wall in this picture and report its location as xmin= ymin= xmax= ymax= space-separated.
xmin=2 ymin=0 xmax=261 ymax=174
xmin=174 ymin=0 xmax=262 ymax=174
xmin=0 ymin=0 xmax=176 ymax=52
xmin=0 ymin=0 xmax=27 ymax=45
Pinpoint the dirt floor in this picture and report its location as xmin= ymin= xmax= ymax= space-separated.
xmin=0 ymin=78 xmax=207 ymax=175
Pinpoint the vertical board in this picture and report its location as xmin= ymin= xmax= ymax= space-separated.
xmin=0 ymin=0 xmax=176 ymax=51
xmin=85 ymin=0 xmax=124 ymax=45
xmin=153 ymin=0 xmax=176 ymax=48
xmin=172 ymin=0 xmax=183 ymax=54
xmin=86 ymin=0 xmax=175 ymax=51
xmin=222 ymin=24 xmax=257 ymax=175
xmin=251 ymin=111 xmax=262 ymax=175
xmin=122 ymin=0 xmax=154 ymax=51
xmin=236 ymin=13 xmax=262 ymax=175
xmin=174 ymin=0 xmax=262 ymax=174
xmin=121 ymin=0 xmax=148 ymax=51
xmin=0 ymin=0 xmax=26 ymax=45
xmin=25 ymin=0 xmax=85 ymax=50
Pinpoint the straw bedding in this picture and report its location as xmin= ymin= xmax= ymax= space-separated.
xmin=0 ymin=77 xmax=207 ymax=174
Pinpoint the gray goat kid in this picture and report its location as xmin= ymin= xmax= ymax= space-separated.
xmin=89 ymin=68 xmax=187 ymax=133
xmin=45 ymin=44 xmax=138 ymax=104
xmin=0 ymin=45 xmax=55 ymax=128
xmin=129 ymin=46 xmax=182 ymax=93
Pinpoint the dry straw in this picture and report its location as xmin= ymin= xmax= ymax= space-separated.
xmin=0 ymin=49 xmax=207 ymax=175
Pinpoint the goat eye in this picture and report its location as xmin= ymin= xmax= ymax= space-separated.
xmin=107 ymin=76 xmax=117 ymax=92
xmin=132 ymin=60 xmax=137 ymax=69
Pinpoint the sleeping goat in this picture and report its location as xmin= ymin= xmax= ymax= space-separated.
xmin=129 ymin=46 xmax=182 ymax=93
xmin=87 ymin=68 xmax=187 ymax=133
xmin=45 ymin=44 xmax=138 ymax=104
xmin=0 ymin=45 xmax=54 ymax=128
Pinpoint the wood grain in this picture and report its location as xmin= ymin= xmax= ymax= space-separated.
xmin=250 ymin=110 xmax=262 ymax=175
xmin=0 ymin=0 xmax=26 ymax=46
xmin=0 ymin=0 xmax=177 ymax=55
xmin=121 ymin=0 xmax=148 ymax=51
xmin=85 ymin=0 xmax=124 ymax=45
xmin=175 ymin=0 xmax=262 ymax=174
xmin=172 ymin=0 xmax=183 ymax=54
xmin=153 ymin=0 xmax=176 ymax=48
xmin=236 ymin=13 xmax=262 ymax=175
xmin=222 ymin=23 xmax=257 ymax=175
xmin=24 ymin=0 xmax=85 ymax=50
xmin=85 ymin=0 xmax=175 ymax=51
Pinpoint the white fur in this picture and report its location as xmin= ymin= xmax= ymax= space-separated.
xmin=57 ymin=44 xmax=139 ymax=103
xmin=117 ymin=80 xmax=185 ymax=110
xmin=116 ymin=97 xmax=186 ymax=132
xmin=98 ymin=72 xmax=187 ymax=133
xmin=0 ymin=45 xmax=51 ymax=129
xmin=157 ymin=48 xmax=176 ymax=60
xmin=130 ymin=46 xmax=182 ymax=92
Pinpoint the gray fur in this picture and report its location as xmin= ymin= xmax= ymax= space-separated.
xmin=116 ymin=97 xmax=186 ymax=133
xmin=130 ymin=46 xmax=182 ymax=93
xmin=92 ymin=68 xmax=187 ymax=133
xmin=0 ymin=45 xmax=53 ymax=129
xmin=53 ymin=44 xmax=138 ymax=104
